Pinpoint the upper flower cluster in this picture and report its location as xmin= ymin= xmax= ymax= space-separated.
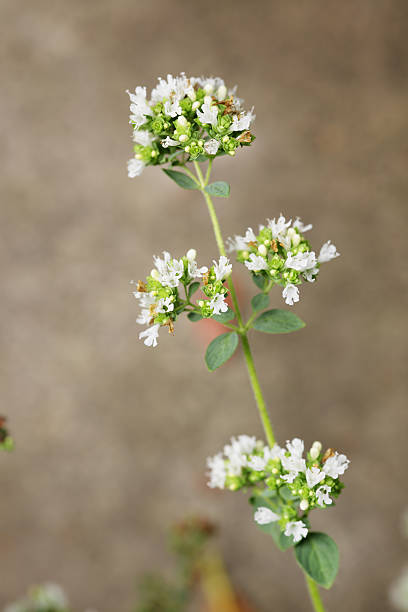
xmin=133 ymin=250 xmax=232 ymax=347
xmin=127 ymin=73 xmax=255 ymax=177
xmin=206 ymin=435 xmax=349 ymax=544
xmin=227 ymin=215 xmax=339 ymax=305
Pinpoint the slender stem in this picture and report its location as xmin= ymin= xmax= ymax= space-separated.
xmin=305 ymin=575 xmax=326 ymax=612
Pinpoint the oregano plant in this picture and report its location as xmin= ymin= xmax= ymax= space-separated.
xmin=127 ymin=73 xmax=348 ymax=611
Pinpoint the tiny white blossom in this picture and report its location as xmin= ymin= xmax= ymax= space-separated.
xmin=127 ymin=158 xmax=145 ymax=178
xmin=254 ymin=507 xmax=280 ymax=525
xmin=267 ymin=215 xmax=292 ymax=239
xmin=161 ymin=136 xmax=179 ymax=148
xmin=127 ymin=86 xmax=152 ymax=127
xmin=293 ymin=217 xmax=313 ymax=233
xmin=156 ymin=297 xmax=174 ymax=313
xmin=264 ymin=443 xmax=286 ymax=462
xmin=316 ymin=485 xmax=332 ymax=507
xmin=282 ymin=283 xmax=299 ymax=306
xmin=209 ymin=292 xmax=228 ymax=315
xmin=133 ymin=129 xmax=155 ymax=146
xmin=153 ymin=252 xmax=184 ymax=288
xmin=213 ymin=255 xmax=232 ymax=281
xmin=207 ymin=453 xmax=226 ymax=489
xmin=204 ymin=138 xmax=220 ymax=155
xmin=139 ymin=324 xmax=160 ymax=347
xmin=287 ymin=438 xmax=304 ymax=458
xmin=309 ymin=441 xmax=322 ymax=460
xmin=136 ymin=309 xmax=152 ymax=325
xmin=230 ymin=107 xmax=255 ymax=131
xmin=245 ymin=253 xmax=268 ymax=272
xmin=248 ymin=456 xmax=267 ymax=471
xmin=318 ymin=240 xmax=340 ymax=263
xmin=323 ymin=452 xmax=350 ymax=478
xmin=196 ymin=99 xmax=218 ymax=127
xmin=306 ymin=467 xmax=326 ymax=488
xmin=284 ymin=520 xmax=308 ymax=543
xmin=285 ymin=251 xmax=317 ymax=272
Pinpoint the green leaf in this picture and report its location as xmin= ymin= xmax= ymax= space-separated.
xmin=294 ymin=532 xmax=339 ymax=589
xmin=279 ymin=485 xmax=299 ymax=502
xmin=212 ymin=308 xmax=235 ymax=323
xmin=204 ymin=181 xmax=230 ymax=198
xmin=253 ymin=309 xmax=305 ymax=334
xmin=251 ymin=293 xmax=269 ymax=312
xmin=251 ymin=273 xmax=268 ymax=291
xmin=250 ymin=492 xmax=294 ymax=551
xmin=205 ymin=332 xmax=239 ymax=371
xmin=188 ymin=282 xmax=200 ymax=298
xmin=187 ymin=312 xmax=203 ymax=322
xmin=162 ymin=169 xmax=198 ymax=190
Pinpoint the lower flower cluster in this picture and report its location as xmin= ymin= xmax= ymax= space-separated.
xmin=206 ymin=435 xmax=349 ymax=544
xmin=133 ymin=250 xmax=232 ymax=347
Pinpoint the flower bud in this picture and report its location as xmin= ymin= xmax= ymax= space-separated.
xmin=192 ymin=101 xmax=200 ymax=111
xmin=204 ymin=95 xmax=212 ymax=104
xmin=242 ymin=251 xmax=249 ymax=260
xmin=177 ymin=115 xmax=188 ymax=127
xmin=258 ymin=244 xmax=267 ymax=256
xmin=287 ymin=227 xmax=301 ymax=247
xmin=310 ymin=441 xmax=322 ymax=460
xmin=150 ymin=269 xmax=160 ymax=280
xmin=179 ymin=134 xmax=188 ymax=143
xmin=184 ymin=146 xmax=190 ymax=152
xmin=198 ymin=300 xmax=204 ymax=307
xmin=204 ymin=83 xmax=214 ymax=95
xmin=222 ymin=135 xmax=229 ymax=143
xmin=300 ymin=500 xmax=309 ymax=511
xmin=186 ymin=248 xmax=196 ymax=260
xmin=217 ymin=85 xmax=227 ymax=100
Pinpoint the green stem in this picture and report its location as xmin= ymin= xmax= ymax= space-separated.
xmin=305 ymin=575 xmax=326 ymax=612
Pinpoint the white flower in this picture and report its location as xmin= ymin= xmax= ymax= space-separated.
xmin=188 ymin=260 xmax=208 ymax=279
xmin=287 ymin=438 xmax=304 ymax=458
xmin=285 ymin=251 xmax=317 ymax=272
xmin=207 ymin=453 xmax=226 ymax=489
xmin=282 ymin=283 xmax=299 ymax=306
xmin=293 ymin=217 xmax=313 ymax=233
xmin=236 ymin=435 xmax=257 ymax=455
xmin=153 ymin=251 xmax=184 ymax=288
xmin=196 ymin=98 xmax=218 ymax=127
xmin=204 ymin=138 xmax=220 ymax=155
xmin=254 ymin=507 xmax=280 ymax=525
xmin=161 ymin=136 xmax=179 ymax=148
xmin=209 ymin=292 xmax=228 ymax=315
xmin=245 ymin=253 xmax=268 ymax=272
xmin=213 ymin=255 xmax=232 ymax=281
xmin=264 ymin=443 xmax=286 ymax=462
xmin=136 ymin=309 xmax=152 ymax=325
xmin=323 ymin=452 xmax=350 ymax=478
xmin=197 ymin=76 xmax=226 ymax=96
xmin=133 ymin=129 xmax=155 ymax=146
xmin=316 ymin=485 xmax=332 ymax=507
xmin=139 ymin=324 xmax=160 ymax=347
xmin=306 ymin=467 xmax=326 ymax=488
xmin=248 ymin=456 xmax=267 ymax=471
xmin=267 ymin=215 xmax=292 ymax=239
xmin=318 ymin=240 xmax=340 ymax=263
xmin=133 ymin=290 xmax=156 ymax=308
xmin=150 ymin=73 xmax=193 ymax=117
xmin=285 ymin=520 xmax=308 ymax=543
xmin=127 ymin=86 xmax=152 ymax=127
xmin=303 ymin=267 xmax=319 ymax=283
xmin=156 ymin=297 xmax=174 ymax=313
xmin=230 ymin=107 xmax=255 ymax=131
xmin=127 ymin=158 xmax=145 ymax=178
xmin=244 ymin=227 xmax=257 ymax=243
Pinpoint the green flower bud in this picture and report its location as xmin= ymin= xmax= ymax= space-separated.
xmin=151 ymin=117 xmax=165 ymax=135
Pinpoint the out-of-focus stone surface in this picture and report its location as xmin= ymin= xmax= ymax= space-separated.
xmin=1 ymin=1 xmax=407 ymax=610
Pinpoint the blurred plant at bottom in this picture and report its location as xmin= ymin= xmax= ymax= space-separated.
xmin=135 ymin=516 xmax=256 ymax=612
xmin=4 ymin=583 xmax=71 ymax=612
xmin=390 ymin=510 xmax=408 ymax=611
xmin=0 ymin=415 xmax=14 ymax=451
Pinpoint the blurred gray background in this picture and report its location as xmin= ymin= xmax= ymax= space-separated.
xmin=1 ymin=1 xmax=407 ymax=610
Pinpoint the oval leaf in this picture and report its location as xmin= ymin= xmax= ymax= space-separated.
xmin=205 ymin=332 xmax=239 ymax=371
xmin=253 ymin=309 xmax=305 ymax=334
xmin=162 ymin=168 xmax=198 ymax=190
xmin=295 ymin=532 xmax=339 ymax=589
xmin=251 ymin=293 xmax=269 ymax=312
xmin=251 ymin=273 xmax=268 ymax=291
xmin=212 ymin=307 xmax=235 ymax=323
xmin=205 ymin=181 xmax=230 ymax=198
xmin=188 ymin=282 xmax=200 ymax=298
xmin=187 ymin=312 xmax=203 ymax=322
xmin=250 ymin=492 xmax=294 ymax=551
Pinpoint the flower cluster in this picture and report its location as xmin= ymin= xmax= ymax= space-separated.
xmin=133 ymin=251 xmax=232 ymax=347
xmin=227 ymin=216 xmax=339 ymax=306
xmin=127 ymin=73 xmax=255 ymax=177
xmin=206 ymin=435 xmax=349 ymax=544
